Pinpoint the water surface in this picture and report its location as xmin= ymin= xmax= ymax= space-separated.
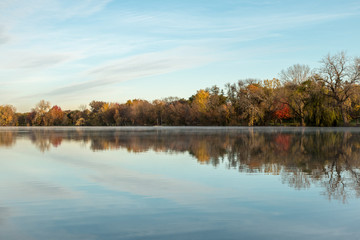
xmin=0 ymin=127 xmax=360 ymax=239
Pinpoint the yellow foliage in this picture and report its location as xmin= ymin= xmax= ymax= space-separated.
xmin=193 ymin=89 xmax=210 ymax=112
xmin=263 ymin=78 xmax=280 ymax=90
xmin=0 ymin=105 xmax=17 ymax=126
xmin=101 ymin=103 xmax=110 ymax=112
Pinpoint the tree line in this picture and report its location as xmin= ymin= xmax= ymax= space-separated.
xmin=1 ymin=52 xmax=359 ymax=127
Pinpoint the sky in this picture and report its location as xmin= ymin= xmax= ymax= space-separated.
xmin=0 ymin=0 xmax=359 ymax=112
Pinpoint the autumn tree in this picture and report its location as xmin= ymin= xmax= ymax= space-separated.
xmin=261 ymin=78 xmax=282 ymax=124
xmin=226 ymin=79 xmax=277 ymax=126
xmin=279 ymin=64 xmax=312 ymax=126
xmin=65 ymin=110 xmax=83 ymax=126
xmin=226 ymin=79 xmax=259 ymax=125
xmin=89 ymin=101 xmax=107 ymax=125
xmin=89 ymin=100 xmax=106 ymax=113
xmin=206 ymin=86 xmax=229 ymax=125
xmin=163 ymin=98 xmax=192 ymax=125
xmin=47 ymin=105 xmax=64 ymax=125
xmin=274 ymin=103 xmax=291 ymax=124
xmin=127 ymin=99 xmax=155 ymax=125
xmin=152 ymin=99 xmax=165 ymax=125
xmin=100 ymin=102 xmax=113 ymax=126
xmin=0 ymin=105 xmax=17 ymax=126
xmin=32 ymin=100 xmax=51 ymax=125
xmin=190 ymin=89 xmax=210 ymax=124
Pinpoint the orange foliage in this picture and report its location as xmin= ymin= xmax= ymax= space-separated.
xmin=247 ymin=84 xmax=260 ymax=92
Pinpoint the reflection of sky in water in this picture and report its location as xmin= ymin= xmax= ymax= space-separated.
xmin=0 ymin=127 xmax=360 ymax=239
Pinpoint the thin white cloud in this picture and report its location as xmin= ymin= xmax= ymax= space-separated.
xmin=0 ymin=0 xmax=113 ymax=25
xmin=2 ymin=53 xmax=74 ymax=69
xmin=207 ymin=12 xmax=357 ymax=34
xmin=33 ymin=47 xmax=216 ymax=96
xmin=46 ymin=0 xmax=114 ymax=20
xmin=108 ymin=6 xmax=358 ymax=35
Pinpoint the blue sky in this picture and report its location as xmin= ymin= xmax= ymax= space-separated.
xmin=0 ymin=0 xmax=359 ymax=112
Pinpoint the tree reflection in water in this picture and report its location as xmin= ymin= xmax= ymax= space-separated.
xmin=1 ymin=127 xmax=360 ymax=202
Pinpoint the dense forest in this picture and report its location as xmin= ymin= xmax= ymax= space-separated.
xmin=1 ymin=52 xmax=359 ymax=127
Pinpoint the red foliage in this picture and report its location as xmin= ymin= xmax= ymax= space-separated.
xmin=50 ymin=105 xmax=63 ymax=119
xmin=51 ymin=105 xmax=62 ymax=112
xmin=274 ymin=103 xmax=291 ymax=120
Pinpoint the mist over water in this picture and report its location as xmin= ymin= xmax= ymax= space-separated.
xmin=0 ymin=127 xmax=360 ymax=239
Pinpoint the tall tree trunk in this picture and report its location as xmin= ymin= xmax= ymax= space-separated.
xmin=341 ymin=105 xmax=349 ymax=126
xmin=301 ymin=117 xmax=305 ymax=127
xmin=299 ymin=106 xmax=305 ymax=126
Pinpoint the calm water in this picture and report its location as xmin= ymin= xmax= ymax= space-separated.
xmin=0 ymin=127 xmax=360 ymax=240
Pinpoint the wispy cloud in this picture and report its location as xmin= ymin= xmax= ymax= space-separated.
xmin=35 ymin=47 xmax=216 ymax=96
xmin=0 ymin=0 xmax=114 ymax=25
xmin=46 ymin=0 xmax=114 ymax=19
xmin=107 ymin=5 xmax=358 ymax=35
xmin=206 ymin=12 xmax=357 ymax=34
xmin=2 ymin=52 xmax=76 ymax=69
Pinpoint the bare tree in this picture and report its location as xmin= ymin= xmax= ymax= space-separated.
xmin=317 ymin=52 xmax=360 ymax=125
xmin=280 ymin=64 xmax=311 ymax=84
xmin=79 ymin=104 xmax=88 ymax=112
xmin=279 ymin=64 xmax=313 ymax=126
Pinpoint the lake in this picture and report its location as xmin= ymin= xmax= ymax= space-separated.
xmin=0 ymin=127 xmax=360 ymax=240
